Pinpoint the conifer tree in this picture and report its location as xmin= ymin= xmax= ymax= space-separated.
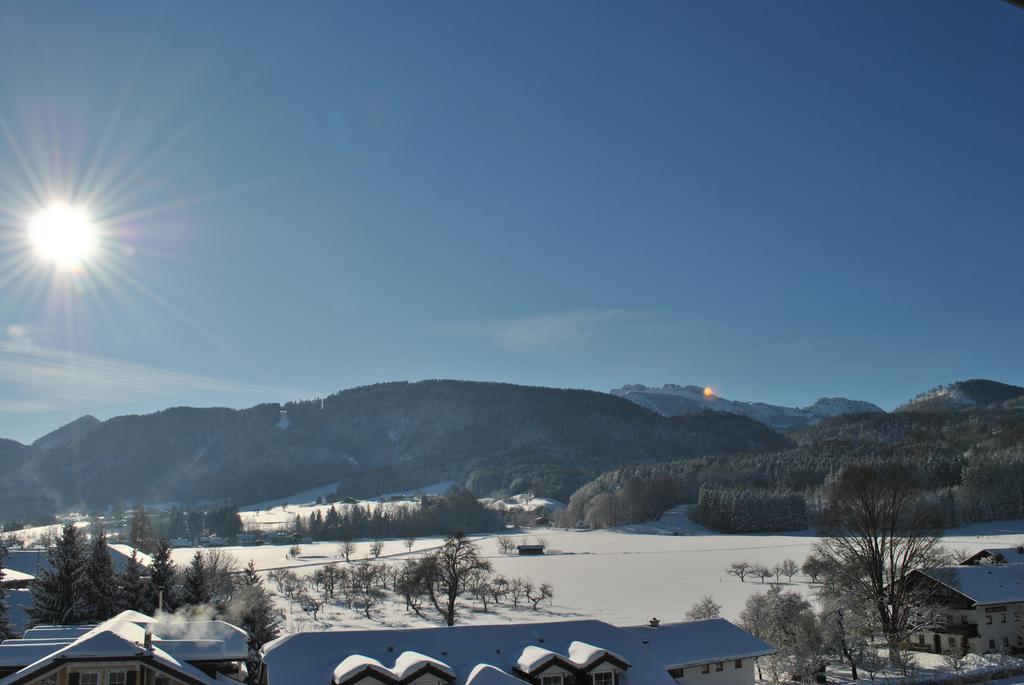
xmin=235 ymin=560 xmax=280 ymax=684
xmin=148 ymin=539 xmax=177 ymax=612
xmin=28 ymin=524 xmax=87 ymax=626
xmin=116 ymin=549 xmax=151 ymax=614
xmin=82 ymin=532 xmax=117 ymax=621
xmin=179 ymin=551 xmax=209 ymax=606
xmin=0 ymin=548 xmax=14 ymax=638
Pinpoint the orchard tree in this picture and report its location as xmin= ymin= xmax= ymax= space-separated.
xmin=686 ymin=595 xmax=722 ymax=620
xmin=726 ymin=562 xmax=751 ymax=582
xmin=418 ymin=534 xmax=491 ymax=626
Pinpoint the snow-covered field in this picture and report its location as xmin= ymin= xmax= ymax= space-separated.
xmin=166 ymin=507 xmax=1024 ymax=634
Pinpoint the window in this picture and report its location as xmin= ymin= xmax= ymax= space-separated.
xmin=917 ymin=634 xmax=925 ymax=645
xmin=949 ymin=637 xmax=956 ymax=648
xmin=79 ymin=673 xmax=100 ymax=685
xmin=108 ymin=672 xmax=127 ymax=685
xmin=154 ymin=677 xmax=169 ymax=685
xmin=668 ymin=667 xmax=685 ymax=678
xmin=541 ymin=676 xmax=564 ymax=685
xmin=1004 ymin=637 xmax=1010 ymax=647
xmin=715 ymin=663 xmax=724 ymax=672
xmin=593 ymin=672 xmax=615 ymax=685
xmin=701 ymin=664 xmax=710 ymax=674
xmin=734 ymin=660 xmax=742 ymax=669
xmin=961 ymin=615 xmax=968 ymax=624
xmin=987 ymin=615 xmax=993 ymax=624
xmin=989 ymin=639 xmax=996 ymax=650
xmin=1002 ymin=614 xmax=1007 ymax=623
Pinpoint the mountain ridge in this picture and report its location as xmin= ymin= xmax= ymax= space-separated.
xmin=610 ymin=383 xmax=884 ymax=431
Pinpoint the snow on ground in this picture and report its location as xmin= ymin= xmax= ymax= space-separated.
xmin=240 ymin=482 xmax=343 ymax=512
xmin=167 ymin=515 xmax=1024 ymax=637
xmin=483 ymin=494 xmax=565 ymax=512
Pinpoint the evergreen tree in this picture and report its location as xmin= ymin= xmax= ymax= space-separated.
xmin=148 ymin=539 xmax=177 ymax=612
xmin=82 ymin=532 xmax=117 ymax=621
xmin=0 ymin=548 xmax=14 ymax=638
xmin=235 ymin=560 xmax=280 ymax=684
xmin=116 ymin=549 xmax=151 ymax=614
xmin=179 ymin=551 xmax=210 ymax=606
xmin=28 ymin=524 xmax=87 ymax=626
xmin=130 ymin=509 xmax=154 ymax=553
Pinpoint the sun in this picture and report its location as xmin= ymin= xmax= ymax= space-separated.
xmin=27 ymin=204 xmax=98 ymax=268
xmin=703 ymin=386 xmax=715 ymax=397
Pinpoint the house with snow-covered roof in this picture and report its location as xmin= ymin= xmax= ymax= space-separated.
xmin=906 ymin=564 xmax=1024 ymax=656
xmin=627 ymin=618 xmax=776 ymax=685
xmin=259 ymin=618 xmax=774 ymax=685
xmin=961 ymin=546 xmax=1024 ymax=566
xmin=0 ymin=611 xmax=248 ymax=685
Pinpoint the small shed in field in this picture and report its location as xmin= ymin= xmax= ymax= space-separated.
xmin=517 ymin=544 xmax=546 ymax=556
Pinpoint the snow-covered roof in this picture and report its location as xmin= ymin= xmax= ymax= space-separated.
xmin=516 ymin=645 xmax=562 ymax=674
xmin=626 ymin=619 xmax=776 ymax=669
xmin=332 ymin=655 xmax=392 ymax=683
xmin=0 ymin=569 xmax=34 ymax=584
xmin=963 ymin=547 xmax=1024 ymax=566
xmin=921 ymin=565 xmax=1024 ymax=606
xmin=0 ymin=616 xmax=220 ymax=685
xmin=567 ymin=641 xmax=629 ymax=670
xmin=0 ymin=611 xmax=246 ymax=684
xmin=262 ymin=620 xmax=679 ymax=685
xmin=392 ymin=651 xmax=455 ymax=680
xmin=465 ymin=664 xmax=523 ymax=684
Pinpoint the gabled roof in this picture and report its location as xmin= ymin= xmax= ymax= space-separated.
xmin=626 ymin=619 xmax=776 ymax=669
xmin=0 ymin=611 xmax=246 ymax=685
xmin=962 ymin=547 xmax=1024 ymax=566
xmin=919 ymin=565 xmax=1024 ymax=606
xmin=0 ymin=618 xmax=219 ymax=685
xmin=262 ymin=620 xmax=677 ymax=685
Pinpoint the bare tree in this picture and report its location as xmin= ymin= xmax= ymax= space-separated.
xmin=726 ymin=561 xmax=751 ymax=583
xmin=497 ymin=537 xmax=516 ymax=555
xmin=751 ymin=564 xmax=772 ymax=584
xmin=403 ymin=536 xmax=416 ymax=554
xmin=418 ymin=534 xmax=492 ymax=626
xmin=812 ymin=463 xmax=946 ymax=659
xmin=509 ymin=577 xmax=528 ymax=608
xmin=802 ymin=554 xmax=828 ymax=583
xmin=779 ymin=558 xmax=800 ymax=583
xmin=299 ymin=594 xmax=325 ymax=622
xmin=527 ymin=582 xmax=554 ymax=611
xmin=369 ymin=539 xmax=384 ymax=558
xmin=338 ymin=538 xmax=356 ymax=562
xmin=686 ymin=594 xmax=722 ymax=620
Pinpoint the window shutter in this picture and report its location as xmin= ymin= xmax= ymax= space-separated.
xmin=69 ymin=674 xmax=80 ymax=685
xmin=127 ymin=671 xmax=138 ymax=685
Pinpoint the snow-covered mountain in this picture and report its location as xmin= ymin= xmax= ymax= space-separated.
xmin=896 ymin=379 xmax=1024 ymax=413
xmin=610 ymin=384 xmax=883 ymax=431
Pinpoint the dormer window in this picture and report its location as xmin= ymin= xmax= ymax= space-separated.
xmin=593 ymin=672 xmax=615 ymax=684
xmin=540 ymin=676 xmax=564 ymax=685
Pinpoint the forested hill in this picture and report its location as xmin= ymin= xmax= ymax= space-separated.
xmin=0 ymin=380 xmax=791 ymax=520
xmin=561 ymin=401 xmax=1024 ymax=532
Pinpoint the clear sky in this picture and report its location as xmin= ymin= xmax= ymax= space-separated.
xmin=0 ymin=1 xmax=1021 ymax=443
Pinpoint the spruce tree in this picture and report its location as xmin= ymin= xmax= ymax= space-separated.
xmin=148 ymin=539 xmax=177 ymax=612
xmin=236 ymin=560 xmax=280 ymax=684
xmin=0 ymin=548 xmax=14 ymax=638
xmin=82 ymin=532 xmax=117 ymax=621
xmin=179 ymin=551 xmax=209 ymax=606
xmin=116 ymin=549 xmax=151 ymax=614
xmin=28 ymin=524 xmax=87 ymax=626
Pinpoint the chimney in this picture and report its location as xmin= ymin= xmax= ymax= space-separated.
xmin=144 ymin=628 xmax=153 ymax=652
xmin=649 ymin=618 xmax=660 ymax=628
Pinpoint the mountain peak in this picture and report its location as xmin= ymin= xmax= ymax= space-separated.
xmin=610 ymin=384 xmax=883 ymax=431
xmin=32 ymin=415 xmax=101 ymax=451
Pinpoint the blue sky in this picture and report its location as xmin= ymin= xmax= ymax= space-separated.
xmin=0 ymin=1 xmax=1021 ymax=443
